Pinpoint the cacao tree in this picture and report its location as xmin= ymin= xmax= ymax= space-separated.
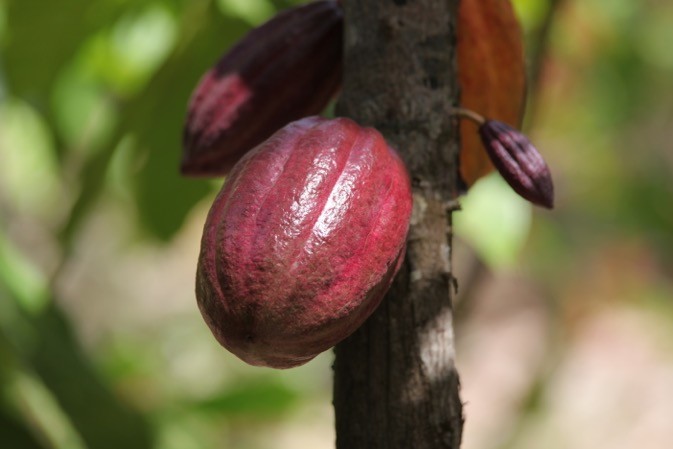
xmin=185 ymin=0 xmax=547 ymax=447
xmin=333 ymin=2 xmax=464 ymax=447
xmin=7 ymin=0 xmax=673 ymax=446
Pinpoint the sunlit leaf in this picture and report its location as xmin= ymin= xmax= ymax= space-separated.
xmin=3 ymin=369 xmax=88 ymax=449
xmin=454 ymin=175 xmax=532 ymax=268
xmin=51 ymin=61 xmax=118 ymax=152
xmin=216 ymin=0 xmax=275 ymax=25
xmin=0 ymin=234 xmax=48 ymax=314
xmin=85 ymin=4 xmax=178 ymax=96
xmin=0 ymin=99 xmax=63 ymax=220
xmin=511 ymin=0 xmax=551 ymax=31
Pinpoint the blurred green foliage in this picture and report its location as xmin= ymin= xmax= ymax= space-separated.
xmin=0 ymin=1 xmax=319 ymax=448
xmin=1 ymin=0 xmax=672 ymax=448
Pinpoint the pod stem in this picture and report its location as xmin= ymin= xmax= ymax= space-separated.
xmin=449 ymin=107 xmax=486 ymax=126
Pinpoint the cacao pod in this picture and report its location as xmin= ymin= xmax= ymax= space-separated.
xmin=196 ymin=117 xmax=413 ymax=368
xmin=478 ymin=120 xmax=554 ymax=208
xmin=182 ymin=0 xmax=343 ymax=176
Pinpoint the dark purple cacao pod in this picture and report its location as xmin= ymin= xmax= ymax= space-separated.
xmin=182 ymin=1 xmax=343 ymax=177
xmin=478 ymin=120 xmax=554 ymax=208
xmin=196 ymin=117 xmax=413 ymax=368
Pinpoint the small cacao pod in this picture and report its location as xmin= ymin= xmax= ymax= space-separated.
xmin=196 ymin=117 xmax=413 ymax=368
xmin=182 ymin=0 xmax=343 ymax=176
xmin=478 ymin=120 xmax=554 ymax=208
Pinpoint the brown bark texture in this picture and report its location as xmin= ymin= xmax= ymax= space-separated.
xmin=333 ymin=1 xmax=464 ymax=448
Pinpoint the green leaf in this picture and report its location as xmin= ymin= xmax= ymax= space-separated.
xmin=4 ymin=0 xmax=117 ymax=98
xmin=192 ymin=379 xmax=299 ymax=418
xmin=454 ymin=174 xmax=533 ymax=268
xmin=0 ymin=285 xmax=154 ymax=449
xmin=128 ymin=4 xmax=247 ymax=240
xmin=0 ymin=98 xmax=63 ymax=221
xmin=0 ymin=405 xmax=45 ymax=449
xmin=216 ymin=0 xmax=275 ymax=25
xmin=26 ymin=303 xmax=155 ymax=449
xmin=2 ymin=369 xmax=88 ymax=449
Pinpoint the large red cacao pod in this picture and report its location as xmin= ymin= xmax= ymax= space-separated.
xmin=182 ymin=0 xmax=343 ymax=176
xmin=196 ymin=117 xmax=413 ymax=368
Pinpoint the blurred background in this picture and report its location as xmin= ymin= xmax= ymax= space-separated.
xmin=1 ymin=0 xmax=672 ymax=448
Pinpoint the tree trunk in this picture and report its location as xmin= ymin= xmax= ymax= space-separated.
xmin=333 ymin=1 xmax=464 ymax=448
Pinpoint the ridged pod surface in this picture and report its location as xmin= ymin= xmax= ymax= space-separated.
xmin=196 ymin=117 xmax=413 ymax=368
xmin=478 ymin=120 xmax=554 ymax=208
xmin=182 ymin=1 xmax=343 ymax=176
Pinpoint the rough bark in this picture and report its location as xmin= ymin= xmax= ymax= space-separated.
xmin=333 ymin=1 xmax=464 ymax=449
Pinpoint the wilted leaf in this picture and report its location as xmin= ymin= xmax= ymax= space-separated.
xmin=458 ymin=0 xmax=526 ymax=186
